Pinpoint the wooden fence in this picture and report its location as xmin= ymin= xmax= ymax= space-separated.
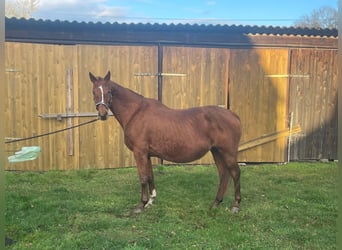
xmin=288 ymin=48 xmax=338 ymax=160
xmin=229 ymin=49 xmax=289 ymax=162
xmin=4 ymin=42 xmax=338 ymax=170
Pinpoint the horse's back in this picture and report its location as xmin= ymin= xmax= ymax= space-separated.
xmin=143 ymin=100 xmax=241 ymax=136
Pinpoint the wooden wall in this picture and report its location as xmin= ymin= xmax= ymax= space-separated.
xmin=229 ymin=49 xmax=289 ymax=162
xmin=288 ymin=48 xmax=338 ymax=160
xmin=5 ymin=43 xmax=76 ymax=170
xmin=4 ymin=42 xmax=338 ymax=170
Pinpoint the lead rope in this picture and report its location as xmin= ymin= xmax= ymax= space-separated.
xmin=5 ymin=118 xmax=98 ymax=144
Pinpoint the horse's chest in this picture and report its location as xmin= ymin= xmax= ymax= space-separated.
xmin=123 ymin=134 xmax=135 ymax=151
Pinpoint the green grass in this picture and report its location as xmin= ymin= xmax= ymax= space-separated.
xmin=5 ymin=162 xmax=337 ymax=249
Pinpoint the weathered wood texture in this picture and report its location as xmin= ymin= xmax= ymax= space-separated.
xmin=288 ymin=48 xmax=338 ymax=160
xmin=4 ymin=42 xmax=338 ymax=170
xmin=229 ymin=49 xmax=289 ymax=162
xmin=5 ymin=44 xmax=232 ymax=169
xmin=5 ymin=42 xmax=77 ymax=170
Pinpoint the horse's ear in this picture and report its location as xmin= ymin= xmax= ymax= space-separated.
xmin=89 ymin=72 xmax=97 ymax=84
xmin=104 ymin=71 xmax=111 ymax=81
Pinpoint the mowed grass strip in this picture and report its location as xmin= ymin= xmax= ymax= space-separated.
xmin=5 ymin=162 xmax=337 ymax=249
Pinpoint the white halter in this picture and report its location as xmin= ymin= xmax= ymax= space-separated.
xmin=95 ymin=86 xmax=109 ymax=109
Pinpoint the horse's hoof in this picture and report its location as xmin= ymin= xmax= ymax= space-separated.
xmin=144 ymin=203 xmax=152 ymax=209
xmin=210 ymin=200 xmax=221 ymax=209
xmin=133 ymin=207 xmax=144 ymax=214
xmin=231 ymin=206 xmax=240 ymax=213
xmin=211 ymin=204 xmax=219 ymax=209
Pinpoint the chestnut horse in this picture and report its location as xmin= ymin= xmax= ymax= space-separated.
xmin=89 ymin=71 xmax=242 ymax=213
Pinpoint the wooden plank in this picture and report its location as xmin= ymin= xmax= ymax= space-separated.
xmin=71 ymin=45 xmax=80 ymax=169
xmin=4 ymin=42 xmax=78 ymax=170
xmin=238 ymin=125 xmax=301 ymax=152
xmin=247 ymin=35 xmax=338 ymax=49
xmin=39 ymin=112 xmax=103 ymax=118
xmin=229 ymin=48 xmax=289 ymax=162
xmin=66 ymin=68 xmax=74 ymax=156
xmin=288 ymin=48 xmax=338 ymax=160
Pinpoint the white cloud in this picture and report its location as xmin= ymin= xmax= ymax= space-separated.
xmin=91 ymin=6 xmax=130 ymax=19
xmin=206 ymin=1 xmax=216 ymax=6
xmin=32 ymin=0 xmax=130 ymax=22
xmin=38 ymin=0 xmax=106 ymax=11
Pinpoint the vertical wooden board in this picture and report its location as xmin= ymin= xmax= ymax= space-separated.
xmin=72 ymin=46 xmax=80 ymax=169
xmin=77 ymin=45 xmax=104 ymax=169
xmin=5 ymin=43 xmax=42 ymax=170
xmin=77 ymin=45 xmax=158 ymax=169
xmin=162 ymin=46 xmax=188 ymax=109
xmin=288 ymin=49 xmax=309 ymax=159
xmin=289 ymin=49 xmax=338 ymax=160
xmin=229 ymin=49 xmax=288 ymax=162
xmin=162 ymin=46 xmax=229 ymax=165
xmin=40 ymin=44 xmax=76 ymax=170
xmin=163 ymin=47 xmax=228 ymax=108
xmin=62 ymin=46 xmax=79 ymax=170
xmin=316 ymin=49 xmax=337 ymax=159
xmin=327 ymin=50 xmax=338 ymax=159
xmin=5 ymin=42 xmax=21 ymax=169
xmin=229 ymin=49 xmax=261 ymax=161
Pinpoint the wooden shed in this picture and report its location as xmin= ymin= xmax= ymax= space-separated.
xmin=4 ymin=18 xmax=338 ymax=170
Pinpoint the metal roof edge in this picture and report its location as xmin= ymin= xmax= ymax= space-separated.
xmin=5 ymin=17 xmax=338 ymax=38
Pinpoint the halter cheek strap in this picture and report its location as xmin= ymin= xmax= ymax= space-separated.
xmin=95 ymin=86 xmax=109 ymax=109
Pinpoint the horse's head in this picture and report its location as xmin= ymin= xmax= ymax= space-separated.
xmin=89 ymin=71 xmax=112 ymax=121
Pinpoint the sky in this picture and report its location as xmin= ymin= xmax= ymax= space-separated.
xmin=22 ymin=0 xmax=338 ymax=27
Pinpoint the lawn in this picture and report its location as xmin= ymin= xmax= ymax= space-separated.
xmin=5 ymin=162 xmax=337 ymax=249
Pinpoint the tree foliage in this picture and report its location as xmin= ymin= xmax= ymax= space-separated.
xmin=294 ymin=6 xmax=337 ymax=29
xmin=5 ymin=0 xmax=40 ymax=19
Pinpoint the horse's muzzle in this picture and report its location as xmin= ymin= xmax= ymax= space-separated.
xmin=99 ymin=114 xmax=108 ymax=121
xmin=97 ymin=105 xmax=108 ymax=121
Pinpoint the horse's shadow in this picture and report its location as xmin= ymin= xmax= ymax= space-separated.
xmin=107 ymin=165 xmax=237 ymax=217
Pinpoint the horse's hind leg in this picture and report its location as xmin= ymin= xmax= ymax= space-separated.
xmin=210 ymin=148 xmax=230 ymax=208
xmin=211 ymin=147 xmax=241 ymax=212
xmin=228 ymin=162 xmax=241 ymax=213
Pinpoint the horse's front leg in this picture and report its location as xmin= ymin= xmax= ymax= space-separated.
xmin=133 ymin=151 xmax=156 ymax=213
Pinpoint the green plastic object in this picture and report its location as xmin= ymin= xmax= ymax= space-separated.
xmin=8 ymin=146 xmax=41 ymax=163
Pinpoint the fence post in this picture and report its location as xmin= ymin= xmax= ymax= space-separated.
xmin=66 ymin=68 xmax=74 ymax=156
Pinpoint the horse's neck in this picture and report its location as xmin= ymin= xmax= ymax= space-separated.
xmin=110 ymin=82 xmax=144 ymax=128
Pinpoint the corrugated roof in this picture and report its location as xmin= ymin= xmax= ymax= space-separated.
xmin=5 ymin=17 xmax=338 ymax=48
xmin=6 ymin=17 xmax=338 ymax=37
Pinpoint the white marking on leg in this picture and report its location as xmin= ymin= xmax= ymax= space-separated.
xmin=231 ymin=206 xmax=240 ymax=213
xmin=145 ymin=189 xmax=157 ymax=208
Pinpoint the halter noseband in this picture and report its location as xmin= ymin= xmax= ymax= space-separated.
xmin=95 ymin=86 xmax=111 ymax=110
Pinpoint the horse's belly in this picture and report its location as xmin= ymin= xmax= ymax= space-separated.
xmin=149 ymin=140 xmax=210 ymax=163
